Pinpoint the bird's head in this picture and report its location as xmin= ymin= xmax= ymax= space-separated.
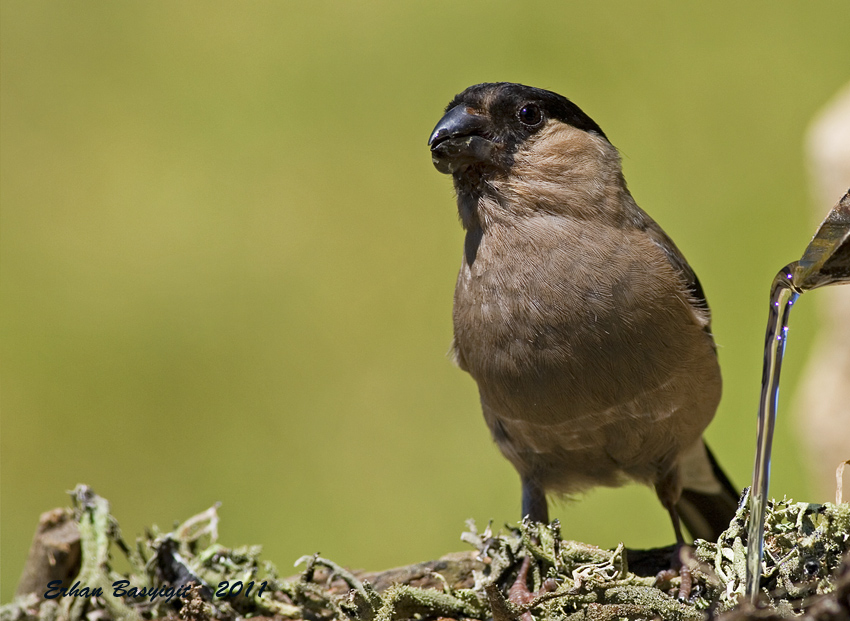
xmin=428 ymin=83 xmax=623 ymax=228
xmin=428 ymin=82 xmax=607 ymax=176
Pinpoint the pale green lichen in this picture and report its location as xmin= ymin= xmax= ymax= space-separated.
xmin=693 ymin=493 xmax=850 ymax=615
xmin=1 ymin=486 xmax=848 ymax=621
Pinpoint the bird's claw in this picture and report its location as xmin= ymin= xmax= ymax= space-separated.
xmin=654 ymin=544 xmax=693 ymax=601
xmin=508 ymin=556 xmax=558 ymax=620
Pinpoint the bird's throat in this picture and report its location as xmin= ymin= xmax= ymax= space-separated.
xmin=457 ymin=189 xmax=481 ymax=231
xmin=464 ymin=225 xmax=483 ymax=266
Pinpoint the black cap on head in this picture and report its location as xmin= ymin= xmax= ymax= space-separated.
xmin=446 ymin=82 xmax=607 ymax=141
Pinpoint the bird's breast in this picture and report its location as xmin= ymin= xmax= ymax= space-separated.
xmin=452 ymin=216 xmax=716 ymax=417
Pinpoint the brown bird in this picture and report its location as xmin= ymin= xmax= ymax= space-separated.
xmin=428 ymin=82 xmax=738 ymax=546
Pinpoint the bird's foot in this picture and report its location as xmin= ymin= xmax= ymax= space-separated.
xmin=508 ymin=556 xmax=558 ymax=621
xmin=508 ymin=556 xmax=536 ymax=608
xmin=654 ymin=543 xmax=693 ymax=601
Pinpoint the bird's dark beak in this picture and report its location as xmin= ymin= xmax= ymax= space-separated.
xmin=428 ymin=105 xmax=495 ymax=174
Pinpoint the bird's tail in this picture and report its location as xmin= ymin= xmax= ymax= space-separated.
xmin=676 ymin=440 xmax=741 ymax=542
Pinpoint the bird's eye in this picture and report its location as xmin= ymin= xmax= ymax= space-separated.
xmin=518 ymin=103 xmax=543 ymax=127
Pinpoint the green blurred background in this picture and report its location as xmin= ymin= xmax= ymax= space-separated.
xmin=2 ymin=1 xmax=848 ymax=601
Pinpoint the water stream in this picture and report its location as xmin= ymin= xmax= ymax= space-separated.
xmin=744 ymin=190 xmax=850 ymax=603
xmin=744 ymin=266 xmax=800 ymax=600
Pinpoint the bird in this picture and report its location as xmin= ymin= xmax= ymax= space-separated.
xmin=427 ymin=82 xmax=739 ymax=547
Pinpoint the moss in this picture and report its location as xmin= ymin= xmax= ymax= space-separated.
xmin=2 ymin=486 xmax=848 ymax=621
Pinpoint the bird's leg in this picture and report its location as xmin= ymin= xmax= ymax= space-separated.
xmin=660 ymin=506 xmax=693 ymax=600
xmin=654 ymin=469 xmax=693 ymax=600
xmin=521 ymin=476 xmax=549 ymax=523
xmin=507 ymin=477 xmax=553 ymax=618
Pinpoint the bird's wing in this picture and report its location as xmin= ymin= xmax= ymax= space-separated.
xmin=643 ymin=222 xmax=713 ymax=333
